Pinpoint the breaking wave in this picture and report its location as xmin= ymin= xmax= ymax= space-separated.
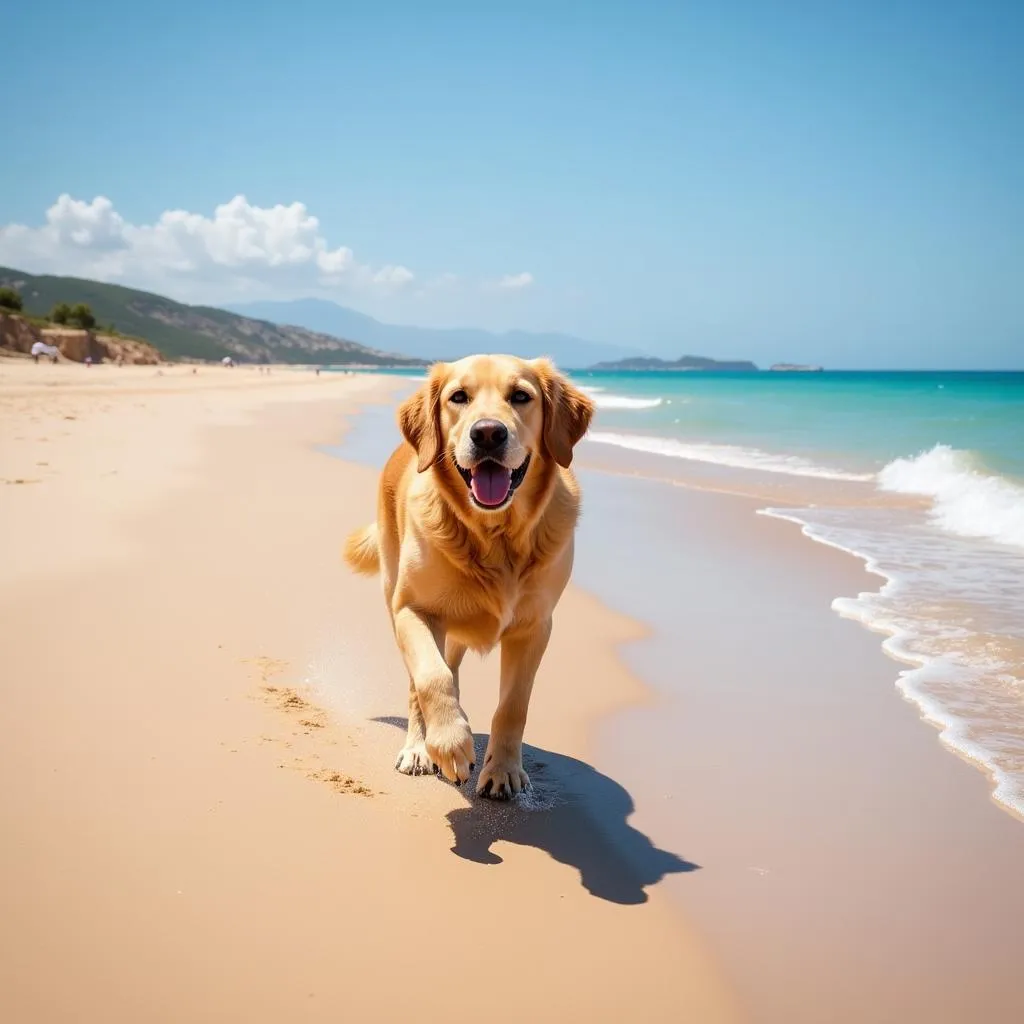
xmin=878 ymin=445 xmax=1024 ymax=550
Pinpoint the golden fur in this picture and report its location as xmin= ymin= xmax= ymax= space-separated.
xmin=344 ymin=354 xmax=594 ymax=797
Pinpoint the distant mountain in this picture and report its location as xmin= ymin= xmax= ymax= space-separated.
xmin=0 ymin=267 xmax=422 ymax=365
xmin=591 ymin=354 xmax=759 ymax=371
xmin=223 ymin=297 xmax=642 ymax=368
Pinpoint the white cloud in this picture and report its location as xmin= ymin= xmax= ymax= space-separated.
xmin=0 ymin=194 xmax=538 ymax=314
xmin=496 ymin=271 xmax=534 ymax=291
xmin=48 ymin=194 xmax=127 ymax=250
xmin=0 ymin=194 xmax=415 ymax=302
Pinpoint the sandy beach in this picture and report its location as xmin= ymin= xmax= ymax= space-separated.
xmin=3 ymin=359 xmax=1022 ymax=1023
xmin=0 ymin=360 xmax=735 ymax=1022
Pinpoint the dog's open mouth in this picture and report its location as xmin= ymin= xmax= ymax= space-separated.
xmin=455 ymin=454 xmax=531 ymax=509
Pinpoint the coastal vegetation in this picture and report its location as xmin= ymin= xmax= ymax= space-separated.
xmin=0 ymin=265 xmax=423 ymax=365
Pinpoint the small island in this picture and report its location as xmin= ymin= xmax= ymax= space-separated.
xmin=590 ymin=354 xmax=759 ymax=372
xmin=769 ymin=363 xmax=823 ymax=372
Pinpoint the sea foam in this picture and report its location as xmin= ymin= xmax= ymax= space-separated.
xmin=587 ymin=431 xmax=872 ymax=481
xmin=579 ymin=386 xmax=663 ymax=410
xmin=760 ymin=505 xmax=1024 ymax=820
xmin=878 ymin=445 xmax=1024 ymax=550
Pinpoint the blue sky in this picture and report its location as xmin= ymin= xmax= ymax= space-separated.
xmin=2 ymin=1 xmax=1021 ymax=368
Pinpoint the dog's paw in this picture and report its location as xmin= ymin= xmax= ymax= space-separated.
xmin=394 ymin=740 xmax=435 ymax=776
xmin=425 ymin=718 xmax=476 ymax=786
xmin=476 ymin=752 xmax=530 ymax=800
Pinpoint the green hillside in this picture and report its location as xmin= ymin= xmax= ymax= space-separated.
xmin=0 ymin=266 xmax=422 ymax=365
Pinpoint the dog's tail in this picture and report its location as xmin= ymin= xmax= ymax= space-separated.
xmin=343 ymin=523 xmax=380 ymax=576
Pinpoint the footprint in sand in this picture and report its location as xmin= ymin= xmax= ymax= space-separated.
xmin=244 ymin=655 xmax=375 ymax=797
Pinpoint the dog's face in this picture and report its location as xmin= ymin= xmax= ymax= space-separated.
xmin=399 ymin=354 xmax=594 ymax=514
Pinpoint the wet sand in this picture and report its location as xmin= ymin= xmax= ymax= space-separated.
xmin=570 ymin=462 xmax=1024 ymax=1024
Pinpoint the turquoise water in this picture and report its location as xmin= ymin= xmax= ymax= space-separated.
xmin=574 ymin=370 xmax=1024 ymax=479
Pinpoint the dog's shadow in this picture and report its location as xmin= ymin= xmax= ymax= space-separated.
xmin=373 ymin=717 xmax=699 ymax=905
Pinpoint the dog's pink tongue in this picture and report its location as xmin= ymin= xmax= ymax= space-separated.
xmin=470 ymin=463 xmax=512 ymax=506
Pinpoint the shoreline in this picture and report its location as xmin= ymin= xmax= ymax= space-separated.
xmin=760 ymin=506 xmax=1024 ymax=824
xmin=577 ymin=423 xmax=1024 ymax=825
xmin=565 ymin=459 xmax=1024 ymax=1022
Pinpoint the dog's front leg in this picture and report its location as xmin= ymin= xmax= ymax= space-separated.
xmin=393 ymin=605 xmax=475 ymax=785
xmin=478 ymin=618 xmax=552 ymax=799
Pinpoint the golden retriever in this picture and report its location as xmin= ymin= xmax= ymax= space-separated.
xmin=344 ymin=354 xmax=594 ymax=798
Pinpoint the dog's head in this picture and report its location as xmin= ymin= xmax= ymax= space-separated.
xmin=398 ymin=354 xmax=594 ymax=514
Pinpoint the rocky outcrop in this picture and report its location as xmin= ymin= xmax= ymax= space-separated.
xmin=0 ymin=313 xmax=39 ymax=355
xmin=39 ymin=328 xmax=97 ymax=362
xmin=1 ymin=314 xmax=161 ymax=364
xmin=94 ymin=333 xmax=162 ymax=365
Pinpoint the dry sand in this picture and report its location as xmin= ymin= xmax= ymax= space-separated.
xmin=0 ymin=360 xmax=737 ymax=1023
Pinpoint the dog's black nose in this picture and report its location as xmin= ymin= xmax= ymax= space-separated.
xmin=470 ymin=419 xmax=508 ymax=451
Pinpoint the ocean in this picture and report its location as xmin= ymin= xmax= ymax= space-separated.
xmin=578 ymin=369 xmax=1024 ymax=820
xmin=347 ymin=366 xmax=1024 ymax=821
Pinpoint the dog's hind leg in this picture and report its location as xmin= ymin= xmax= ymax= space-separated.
xmin=445 ymin=637 xmax=467 ymax=700
xmin=477 ymin=618 xmax=552 ymax=799
xmin=394 ymin=674 xmax=435 ymax=776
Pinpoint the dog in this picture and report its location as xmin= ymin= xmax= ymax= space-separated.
xmin=344 ymin=354 xmax=594 ymax=798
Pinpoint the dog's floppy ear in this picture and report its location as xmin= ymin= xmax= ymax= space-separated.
xmin=535 ymin=358 xmax=595 ymax=468
xmin=398 ymin=364 xmax=446 ymax=473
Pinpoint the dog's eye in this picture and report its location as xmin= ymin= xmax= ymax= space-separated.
xmin=449 ymin=389 xmax=469 ymax=404
xmin=510 ymin=389 xmax=532 ymax=404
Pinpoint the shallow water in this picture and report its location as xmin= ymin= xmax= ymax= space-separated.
xmin=576 ymin=370 xmax=1024 ymax=821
